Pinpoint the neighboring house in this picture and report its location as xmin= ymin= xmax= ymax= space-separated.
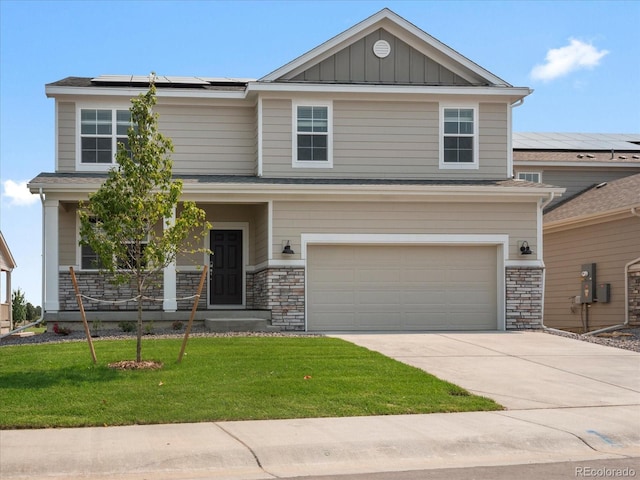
xmin=0 ymin=231 xmax=17 ymax=334
xmin=28 ymin=9 xmax=562 ymax=332
xmin=513 ymin=132 xmax=640 ymax=209
xmin=543 ymin=174 xmax=640 ymax=332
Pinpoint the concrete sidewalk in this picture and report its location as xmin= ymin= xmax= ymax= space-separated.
xmin=2 ymin=332 xmax=639 ymax=479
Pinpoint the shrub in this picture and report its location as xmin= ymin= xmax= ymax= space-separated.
xmin=118 ymin=321 xmax=135 ymax=333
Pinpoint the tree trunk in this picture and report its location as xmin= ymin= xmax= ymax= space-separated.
xmin=136 ymin=274 xmax=143 ymax=363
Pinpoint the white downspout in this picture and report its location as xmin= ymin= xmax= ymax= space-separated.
xmin=0 ymin=188 xmax=47 ymax=339
xmin=585 ymin=206 xmax=640 ymax=335
xmin=537 ymin=192 xmax=570 ymax=334
xmin=508 ymin=98 xmax=524 ymax=179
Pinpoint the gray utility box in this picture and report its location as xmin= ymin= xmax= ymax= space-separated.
xmin=596 ymin=283 xmax=611 ymax=303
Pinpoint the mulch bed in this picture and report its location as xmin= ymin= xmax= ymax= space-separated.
xmin=108 ymin=360 xmax=164 ymax=370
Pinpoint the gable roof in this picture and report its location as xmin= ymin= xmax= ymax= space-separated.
xmin=0 ymin=231 xmax=17 ymax=271
xmin=544 ymin=173 xmax=640 ymax=225
xmin=260 ymin=8 xmax=512 ymax=87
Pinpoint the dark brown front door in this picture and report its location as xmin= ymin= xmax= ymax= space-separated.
xmin=210 ymin=230 xmax=243 ymax=305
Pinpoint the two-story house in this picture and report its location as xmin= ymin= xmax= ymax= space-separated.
xmin=29 ymin=9 xmax=562 ymax=332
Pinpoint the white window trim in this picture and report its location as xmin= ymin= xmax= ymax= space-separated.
xmin=516 ymin=171 xmax=542 ymax=183
xmin=75 ymin=103 xmax=132 ymax=172
xmin=292 ymin=100 xmax=333 ymax=169
xmin=439 ymin=104 xmax=479 ymax=170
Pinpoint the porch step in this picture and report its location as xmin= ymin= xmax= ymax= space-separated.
xmin=204 ymin=318 xmax=279 ymax=333
xmin=205 ymin=310 xmax=271 ymax=321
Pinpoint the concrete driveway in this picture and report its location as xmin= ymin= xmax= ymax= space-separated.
xmin=332 ymin=331 xmax=640 ymax=410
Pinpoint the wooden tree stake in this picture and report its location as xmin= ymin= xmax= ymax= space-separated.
xmin=69 ymin=266 xmax=97 ymax=364
xmin=177 ymin=265 xmax=208 ymax=363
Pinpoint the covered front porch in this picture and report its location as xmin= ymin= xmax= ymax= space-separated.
xmin=44 ymin=199 xmax=305 ymax=332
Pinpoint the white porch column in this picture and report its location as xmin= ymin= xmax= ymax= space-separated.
xmin=7 ymin=270 xmax=12 ymax=330
xmin=163 ymin=207 xmax=177 ymax=312
xmin=44 ymin=199 xmax=59 ymax=312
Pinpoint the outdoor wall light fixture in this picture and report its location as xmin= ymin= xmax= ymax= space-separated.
xmin=282 ymin=241 xmax=295 ymax=255
xmin=520 ymin=241 xmax=532 ymax=255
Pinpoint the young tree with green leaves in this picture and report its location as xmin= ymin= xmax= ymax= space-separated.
xmin=79 ymin=78 xmax=209 ymax=363
xmin=12 ymin=289 xmax=26 ymax=324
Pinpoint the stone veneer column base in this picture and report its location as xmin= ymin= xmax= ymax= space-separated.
xmin=506 ymin=266 xmax=543 ymax=330
xmin=252 ymin=267 xmax=305 ymax=331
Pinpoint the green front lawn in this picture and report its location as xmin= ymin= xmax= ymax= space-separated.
xmin=0 ymin=336 xmax=502 ymax=428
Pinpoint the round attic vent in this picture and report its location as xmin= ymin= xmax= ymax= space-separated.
xmin=373 ymin=40 xmax=391 ymax=58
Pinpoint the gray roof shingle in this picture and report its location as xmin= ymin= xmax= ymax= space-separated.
xmin=544 ymin=173 xmax=640 ymax=223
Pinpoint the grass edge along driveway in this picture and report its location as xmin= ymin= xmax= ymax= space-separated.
xmin=0 ymin=336 xmax=502 ymax=428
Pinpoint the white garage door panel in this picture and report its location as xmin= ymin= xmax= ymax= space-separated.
xmin=308 ymin=245 xmax=497 ymax=331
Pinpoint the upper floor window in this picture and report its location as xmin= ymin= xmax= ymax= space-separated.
xmin=293 ymin=101 xmax=333 ymax=168
xmin=517 ymin=172 xmax=541 ymax=183
xmin=440 ymin=106 xmax=478 ymax=169
xmin=78 ymin=107 xmax=131 ymax=169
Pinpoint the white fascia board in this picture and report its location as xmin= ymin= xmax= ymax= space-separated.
xmin=248 ymin=82 xmax=531 ymax=99
xmin=260 ymin=8 xmax=509 ymax=87
xmin=45 ymin=85 xmax=247 ymax=100
xmin=180 ymin=182 xmax=565 ymax=200
xmin=544 ymin=205 xmax=640 ymax=232
xmin=514 ymin=160 xmax=640 ymax=168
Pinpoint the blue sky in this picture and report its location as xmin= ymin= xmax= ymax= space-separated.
xmin=1 ymin=0 xmax=639 ymax=306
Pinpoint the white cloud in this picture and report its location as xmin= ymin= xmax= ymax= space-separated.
xmin=2 ymin=180 xmax=38 ymax=206
xmin=530 ymin=38 xmax=609 ymax=82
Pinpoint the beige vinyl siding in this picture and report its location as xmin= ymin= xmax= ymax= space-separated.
xmin=59 ymin=204 xmax=77 ymax=265
xmin=544 ymin=216 xmax=640 ymax=331
xmin=262 ymin=98 xmax=291 ymax=172
xmin=262 ymin=99 xmax=509 ymax=179
xmin=154 ymin=105 xmax=256 ymax=175
xmin=478 ymin=103 xmax=508 ymax=174
xmin=253 ymin=203 xmax=269 ymax=265
xmin=57 ymin=102 xmax=76 ymax=172
xmin=272 ymin=200 xmax=537 ymax=261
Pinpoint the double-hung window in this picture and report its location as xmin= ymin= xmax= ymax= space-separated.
xmin=293 ymin=101 xmax=333 ymax=168
xmin=440 ymin=106 xmax=478 ymax=169
xmin=78 ymin=107 xmax=131 ymax=169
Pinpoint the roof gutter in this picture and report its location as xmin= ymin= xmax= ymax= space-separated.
xmin=584 ymin=206 xmax=640 ymax=336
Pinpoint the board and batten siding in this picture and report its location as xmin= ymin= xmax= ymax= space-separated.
xmin=57 ymin=102 xmax=76 ymax=172
xmin=272 ymin=200 xmax=537 ymax=261
xmin=261 ymin=99 xmax=509 ymax=179
xmin=290 ymin=28 xmax=472 ymax=86
xmin=156 ymin=105 xmax=256 ymax=175
xmin=544 ymin=216 xmax=640 ymax=331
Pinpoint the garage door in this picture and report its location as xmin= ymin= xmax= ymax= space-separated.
xmin=307 ymin=244 xmax=497 ymax=331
